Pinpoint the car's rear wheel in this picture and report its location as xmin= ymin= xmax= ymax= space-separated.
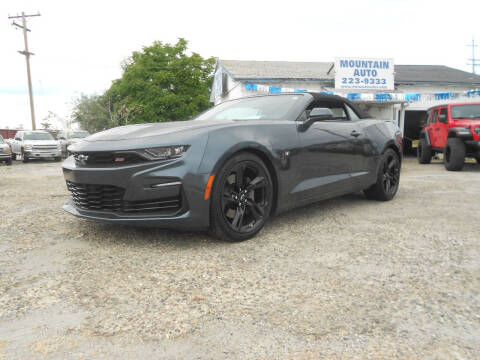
xmin=364 ymin=148 xmax=401 ymax=201
xmin=417 ymin=138 xmax=432 ymax=164
xmin=444 ymin=138 xmax=465 ymax=171
xmin=210 ymin=152 xmax=273 ymax=242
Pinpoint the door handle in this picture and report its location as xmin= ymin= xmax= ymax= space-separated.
xmin=350 ymin=130 xmax=361 ymax=137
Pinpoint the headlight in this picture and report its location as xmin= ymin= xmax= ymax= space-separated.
xmin=4 ymin=147 xmax=11 ymax=153
xmin=140 ymin=145 xmax=190 ymax=160
xmin=24 ymin=144 xmax=32 ymax=150
xmin=474 ymin=127 xmax=480 ymax=135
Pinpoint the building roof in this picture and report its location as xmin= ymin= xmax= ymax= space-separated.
xmin=219 ymin=60 xmax=480 ymax=85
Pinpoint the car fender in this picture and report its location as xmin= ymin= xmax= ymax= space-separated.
xmin=448 ymin=127 xmax=473 ymax=140
xmin=419 ymin=129 xmax=431 ymax=145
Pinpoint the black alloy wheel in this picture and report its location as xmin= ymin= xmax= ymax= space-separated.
xmin=381 ymin=152 xmax=400 ymax=196
xmin=364 ymin=148 xmax=401 ymax=201
xmin=210 ymin=152 xmax=273 ymax=242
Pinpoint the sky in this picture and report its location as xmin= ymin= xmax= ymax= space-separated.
xmin=1 ymin=0 xmax=479 ymax=130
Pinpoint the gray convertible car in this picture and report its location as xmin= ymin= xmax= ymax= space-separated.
xmin=63 ymin=93 xmax=402 ymax=241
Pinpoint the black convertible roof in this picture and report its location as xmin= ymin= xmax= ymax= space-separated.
xmin=307 ymin=92 xmax=371 ymax=119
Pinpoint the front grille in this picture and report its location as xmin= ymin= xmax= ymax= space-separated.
xmin=73 ymin=152 xmax=145 ymax=166
xmin=33 ymin=145 xmax=57 ymax=151
xmin=66 ymin=181 xmax=181 ymax=214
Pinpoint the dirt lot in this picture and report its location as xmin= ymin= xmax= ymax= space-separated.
xmin=0 ymin=157 xmax=479 ymax=359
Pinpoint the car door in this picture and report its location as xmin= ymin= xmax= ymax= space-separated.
xmin=428 ymin=108 xmax=439 ymax=148
xmin=436 ymin=107 xmax=449 ymax=148
xmin=295 ymin=102 xmax=363 ymax=201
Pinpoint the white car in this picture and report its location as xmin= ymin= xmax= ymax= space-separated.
xmin=56 ymin=130 xmax=90 ymax=156
xmin=10 ymin=130 xmax=62 ymax=163
xmin=0 ymin=135 xmax=12 ymax=165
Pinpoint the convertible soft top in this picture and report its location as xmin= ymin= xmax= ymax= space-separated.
xmin=307 ymin=92 xmax=372 ymax=119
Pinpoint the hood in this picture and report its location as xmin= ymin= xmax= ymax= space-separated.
xmin=452 ymin=119 xmax=480 ymax=128
xmin=68 ymin=138 xmax=86 ymax=145
xmin=24 ymin=140 xmax=59 ymax=146
xmin=86 ymin=119 xmax=231 ymax=142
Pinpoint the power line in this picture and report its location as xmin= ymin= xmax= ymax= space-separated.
xmin=8 ymin=12 xmax=41 ymax=130
xmin=467 ymin=37 xmax=480 ymax=75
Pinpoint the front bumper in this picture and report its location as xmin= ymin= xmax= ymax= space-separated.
xmin=25 ymin=150 xmax=61 ymax=158
xmin=62 ymin=155 xmax=211 ymax=230
xmin=0 ymin=152 xmax=12 ymax=160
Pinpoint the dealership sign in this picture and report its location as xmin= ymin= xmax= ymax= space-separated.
xmin=335 ymin=57 xmax=394 ymax=90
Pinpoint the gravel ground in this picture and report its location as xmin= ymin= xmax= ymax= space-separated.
xmin=0 ymin=157 xmax=479 ymax=359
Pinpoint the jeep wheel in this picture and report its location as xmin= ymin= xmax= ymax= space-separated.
xmin=444 ymin=138 xmax=465 ymax=171
xmin=417 ymin=138 xmax=432 ymax=164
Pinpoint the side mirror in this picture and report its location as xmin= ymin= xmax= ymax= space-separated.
xmin=438 ymin=114 xmax=447 ymax=124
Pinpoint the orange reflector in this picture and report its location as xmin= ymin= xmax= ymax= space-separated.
xmin=204 ymin=175 xmax=215 ymax=200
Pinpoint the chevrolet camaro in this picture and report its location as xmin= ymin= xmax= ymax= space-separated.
xmin=63 ymin=93 xmax=402 ymax=241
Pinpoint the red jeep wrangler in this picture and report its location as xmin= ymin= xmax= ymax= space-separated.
xmin=417 ymin=102 xmax=480 ymax=171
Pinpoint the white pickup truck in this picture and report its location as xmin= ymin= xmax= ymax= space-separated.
xmin=10 ymin=130 xmax=62 ymax=163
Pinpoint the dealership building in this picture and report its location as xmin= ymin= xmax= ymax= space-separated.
xmin=210 ymin=59 xmax=480 ymax=152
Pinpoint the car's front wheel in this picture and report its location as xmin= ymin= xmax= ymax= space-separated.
xmin=210 ymin=152 xmax=273 ymax=242
xmin=364 ymin=148 xmax=401 ymax=201
xmin=417 ymin=138 xmax=432 ymax=164
xmin=444 ymin=138 xmax=465 ymax=171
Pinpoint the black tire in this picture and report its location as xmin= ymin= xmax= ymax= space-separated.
xmin=54 ymin=157 xmax=62 ymax=162
xmin=22 ymin=150 xmax=29 ymax=163
xmin=474 ymin=156 xmax=480 ymax=164
xmin=443 ymin=138 xmax=465 ymax=171
xmin=364 ymin=148 xmax=401 ymax=201
xmin=417 ymin=138 xmax=432 ymax=164
xmin=6 ymin=159 xmax=12 ymax=166
xmin=12 ymin=153 xmax=17 ymax=161
xmin=209 ymin=152 xmax=273 ymax=242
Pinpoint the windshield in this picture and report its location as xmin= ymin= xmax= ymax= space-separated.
xmin=23 ymin=132 xmax=54 ymax=141
xmin=69 ymin=131 xmax=90 ymax=139
xmin=451 ymin=104 xmax=480 ymax=119
xmin=195 ymin=94 xmax=307 ymax=121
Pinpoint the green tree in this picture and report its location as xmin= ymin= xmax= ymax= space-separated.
xmin=106 ymin=38 xmax=215 ymax=125
xmin=71 ymin=94 xmax=112 ymax=133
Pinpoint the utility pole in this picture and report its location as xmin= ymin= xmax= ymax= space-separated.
xmin=467 ymin=38 xmax=480 ymax=74
xmin=8 ymin=12 xmax=41 ymax=130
